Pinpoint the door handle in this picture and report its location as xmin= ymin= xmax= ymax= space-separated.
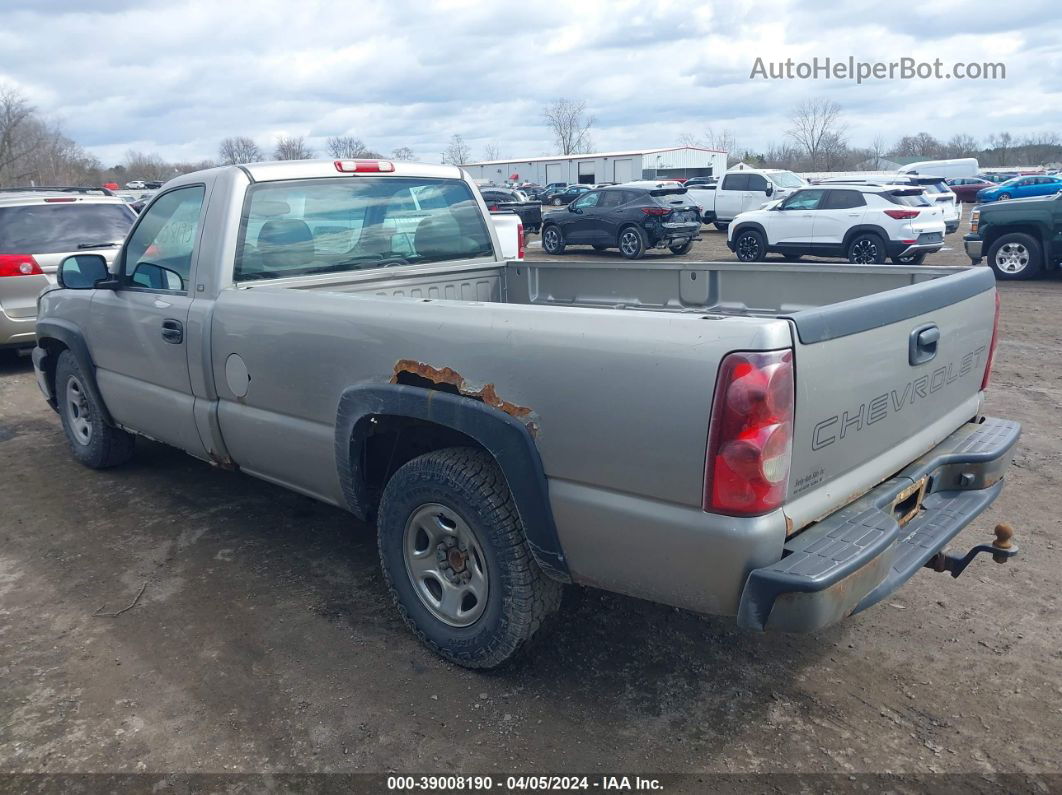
xmin=909 ymin=323 xmax=939 ymax=365
xmin=161 ymin=318 xmax=184 ymax=344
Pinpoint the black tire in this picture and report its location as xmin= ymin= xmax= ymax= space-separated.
xmin=669 ymin=239 xmax=694 ymax=255
xmin=377 ymin=447 xmax=563 ymax=669
xmin=55 ymin=350 xmax=135 ymax=469
xmin=713 ymin=222 xmax=729 ymax=232
xmin=846 ymin=233 xmax=887 ymax=264
xmin=987 ymin=233 xmax=1042 ymax=280
xmin=591 ymin=244 xmax=609 ymax=252
xmin=733 ymin=229 xmax=766 ymax=262
xmin=618 ymin=226 xmax=647 ymax=259
xmin=541 ymin=224 xmax=566 ymax=255
xmin=891 ymin=252 xmax=926 ymax=265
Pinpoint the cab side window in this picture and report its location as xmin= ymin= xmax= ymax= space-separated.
xmin=745 ymin=174 xmax=769 ymax=193
xmin=122 ymin=186 xmax=206 ymax=293
xmin=721 ymin=174 xmax=748 ymax=191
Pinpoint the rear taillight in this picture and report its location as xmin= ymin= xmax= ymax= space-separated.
xmin=517 ymin=222 xmax=525 ymax=260
xmin=334 ymin=159 xmax=395 ymax=173
xmin=704 ymin=349 xmax=795 ymax=516
xmin=969 ymin=208 xmax=980 ymax=234
xmin=641 ymin=206 xmax=671 ymax=216
xmin=0 ymin=255 xmax=43 ymax=277
xmin=488 ymin=204 xmax=499 ymax=211
xmin=884 ymin=209 xmax=920 ymax=220
xmin=982 ymin=291 xmax=1000 ymax=390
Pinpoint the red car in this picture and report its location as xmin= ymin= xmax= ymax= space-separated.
xmin=946 ymin=177 xmax=996 ymax=203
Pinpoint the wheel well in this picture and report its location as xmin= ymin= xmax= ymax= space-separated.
xmin=842 ymin=225 xmax=888 ymax=249
xmin=37 ymin=337 xmax=68 ymax=408
xmin=355 ymin=413 xmax=485 ymax=516
xmin=731 ymin=222 xmax=765 ymax=239
xmin=983 ymin=225 xmax=1045 ymax=253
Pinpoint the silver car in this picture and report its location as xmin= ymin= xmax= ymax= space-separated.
xmin=0 ymin=189 xmax=136 ymax=353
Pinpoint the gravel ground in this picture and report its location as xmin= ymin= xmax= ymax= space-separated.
xmin=1 ymin=220 xmax=1060 ymax=787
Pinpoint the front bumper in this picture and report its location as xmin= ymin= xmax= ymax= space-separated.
xmin=738 ymin=416 xmax=1020 ymax=632
xmin=964 ymin=235 xmax=984 ymax=263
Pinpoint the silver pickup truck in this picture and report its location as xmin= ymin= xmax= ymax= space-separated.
xmin=32 ymin=159 xmax=1020 ymax=669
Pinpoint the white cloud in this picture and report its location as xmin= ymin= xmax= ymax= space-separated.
xmin=0 ymin=0 xmax=1058 ymax=165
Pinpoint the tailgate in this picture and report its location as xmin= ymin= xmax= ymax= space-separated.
xmin=783 ymin=267 xmax=997 ymax=533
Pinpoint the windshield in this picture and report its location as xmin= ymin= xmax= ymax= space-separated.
xmin=770 ymin=171 xmax=805 ymax=188
xmin=234 ymin=176 xmax=494 ymax=282
xmin=0 ymin=203 xmax=135 ymax=254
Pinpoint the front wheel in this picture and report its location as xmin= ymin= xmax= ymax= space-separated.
xmin=987 ymin=233 xmax=1042 ymax=280
xmin=55 ymin=350 xmax=135 ymax=469
xmin=846 ymin=233 xmax=886 ymax=264
xmin=618 ymin=226 xmax=647 ymax=259
xmin=733 ymin=229 xmax=766 ymax=262
xmin=377 ymin=447 xmax=563 ymax=669
xmin=541 ymin=225 xmax=566 ymax=255
xmin=997 ymin=193 xmax=1011 ymax=201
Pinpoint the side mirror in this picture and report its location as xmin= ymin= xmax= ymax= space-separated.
xmin=568 ymin=204 xmax=578 ymax=212
xmin=764 ymin=185 xmax=774 ymax=197
xmin=57 ymin=254 xmax=111 ymax=289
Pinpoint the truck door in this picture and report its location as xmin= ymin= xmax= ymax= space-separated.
xmin=87 ymin=184 xmax=209 ymax=456
xmin=715 ymin=173 xmax=746 ymax=221
xmin=742 ymin=173 xmax=773 ymax=213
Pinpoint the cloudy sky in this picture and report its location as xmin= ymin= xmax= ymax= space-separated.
xmin=1 ymin=0 xmax=1059 ymax=166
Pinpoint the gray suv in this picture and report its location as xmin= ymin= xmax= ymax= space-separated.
xmin=0 ymin=189 xmax=135 ymax=353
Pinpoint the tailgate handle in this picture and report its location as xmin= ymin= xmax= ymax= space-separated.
xmin=910 ymin=324 xmax=939 ymax=365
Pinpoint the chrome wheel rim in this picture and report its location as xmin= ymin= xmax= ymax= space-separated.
xmin=552 ymin=198 xmax=562 ymax=206
xmin=998 ymin=193 xmax=1010 ymax=200
xmin=543 ymin=228 xmax=559 ymax=252
xmin=851 ymin=238 xmax=878 ymax=264
xmin=995 ymin=242 xmax=1029 ymax=273
xmin=620 ymin=230 xmax=640 ymax=256
xmin=65 ymin=376 xmax=93 ymax=446
xmin=736 ymin=234 xmax=760 ymax=261
xmin=403 ymin=503 xmax=489 ymax=627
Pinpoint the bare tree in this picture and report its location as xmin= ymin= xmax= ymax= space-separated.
xmin=0 ymin=84 xmax=45 ymax=183
xmin=273 ymin=135 xmax=314 ymax=161
xmin=440 ymin=134 xmax=471 ymax=165
xmin=124 ymin=149 xmax=170 ymax=180
xmin=785 ymin=99 xmax=847 ymax=169
xmin=218 ymin=136 xmax=262 ymax=165
xmin=482 ymin=143 xmax=502 ymax=161
xmin=944 ymin=133 xmax=978 ymax=158
xmin=326 ymin=135 xmax=381 ymax=159
xmin=392 ymin=146 xmax=415 ymax=161
xmin=682 ymin=127 xmax=740 ymax=164
xmin=987 ymin=132 xmax=1014 ymax=165
xmin=543 ymin=98 xmax=594 ymax=155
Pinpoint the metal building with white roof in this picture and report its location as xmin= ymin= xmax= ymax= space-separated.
xmin=461 ymin=146 xmax=727 ymax=186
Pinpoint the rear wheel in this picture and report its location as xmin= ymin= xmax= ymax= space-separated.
xmin=846 ymin=233 xmax=886 ymax=264
xmin=551 ymin=197 xmax=563 ymax=206
xmin=669 ymin=239 xmax=694 ymax=255
xmin=891 ymin=252 xmax=926 ymax=265
xmin=541 ymin=225 xmax=566 ymax=255
xmin=55 ymin=350 xmax=135 ymax=469
xmin=733 ymin=229 xmax=766 ymax=262
xmin=987 ymin=233 xmax=1042 ymax=280
xmin=376 ymin=447 xmax=563 ymax=669
xmin=618 ymin=226 xmax=647 ymax=259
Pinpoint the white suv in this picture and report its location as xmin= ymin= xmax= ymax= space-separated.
xmin=726 ymin=184 xmax=946 ymax=265
xmin=0 ymin=189 xmax=135 ymax=352
xmin=817 ymin=174 xmax=960 ymax=233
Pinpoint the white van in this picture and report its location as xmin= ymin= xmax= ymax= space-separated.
xmin=898 ymin=158 xmax=980 ymax=180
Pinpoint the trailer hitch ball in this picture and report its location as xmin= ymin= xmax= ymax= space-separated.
xmin=992 ymin=523 xmax=1014 ymax=564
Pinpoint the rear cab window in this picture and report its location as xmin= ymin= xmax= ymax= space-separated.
xmin=234 ymin=177 xmax=494 ymax=282
xmin=721 ymin=174 xmax=748 ymax=191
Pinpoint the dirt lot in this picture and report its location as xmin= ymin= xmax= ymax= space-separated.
xmin=1 ymin=225 xmax=1060 ymax=785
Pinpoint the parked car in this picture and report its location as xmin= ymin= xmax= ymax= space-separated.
xmin=727 ymin=185 xmax=945 ymax=265
xmin=542 ymin=182 xmax=568 ymax=193
xmin=965 ymin=190 xmax=1062 ymax=279
xmin=817 ymin=175 xmax=961 ymax=233
xmin=897 ymin=158 xmax=979 ymax=180
xmin=33 ymin=158 xmax=1019 ymax=671
xmin=144 ymin=180 xmax=165 ymax=190
xmin=0 ymin=189 xmax=135 ymax=353
xmin=981 ymin=172 xmax=1019 ymax=184
xmin=520 ymin=186 xmax=547 ymax=202
xmin=541 ymin=185 xmax=701 ymax=259
xmin=687 ymin=168 xmax=807 ymax=230
xmin=975 ymin=175 xmax=1062 ymax=203
xmin=542 ymin=184 xmax=591 ymax=207
xmin=125 ymin=180 xmax=146 ymax=190
xmin=947 ymin=177 xmax=997 ymax=203
xmin=479 ymin=187 xmax=543 ymax=233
